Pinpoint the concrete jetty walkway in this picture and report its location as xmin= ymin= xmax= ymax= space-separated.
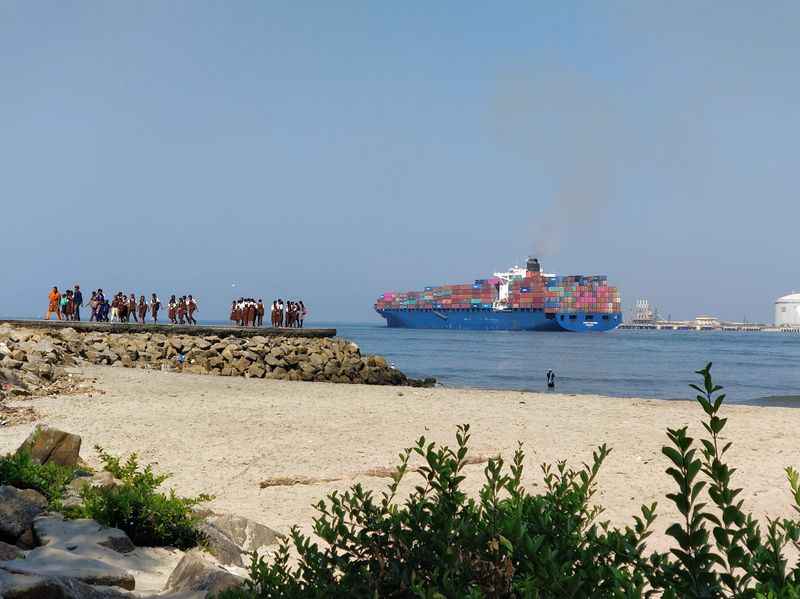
xmin=0 ymin=319 xmax=336 ymax=339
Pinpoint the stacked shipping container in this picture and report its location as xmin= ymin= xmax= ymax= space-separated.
xmin=375 ymin=278 xmax=499 ymax=310
xmin=376 ymin=272 xmax=621 ymax=314
xmin=507 ymin=273 xmax=620 ymax=314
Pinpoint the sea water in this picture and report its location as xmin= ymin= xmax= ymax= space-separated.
xmin=320 ymin=323 xmax=800 ymax=404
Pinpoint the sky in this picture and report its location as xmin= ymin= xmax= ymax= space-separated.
xmin=1 ymin=2 xmax=798 ymax=323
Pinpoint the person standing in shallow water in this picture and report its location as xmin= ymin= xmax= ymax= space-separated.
xmin=546 ymin=369 xmax=556 ymax=389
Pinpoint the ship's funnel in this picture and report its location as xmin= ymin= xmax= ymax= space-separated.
xmin=526 ymin=257 xmax=541 ymax=273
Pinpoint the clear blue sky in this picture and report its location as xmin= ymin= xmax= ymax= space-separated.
xmin=2 ymin=2 xmax=798 ymax=323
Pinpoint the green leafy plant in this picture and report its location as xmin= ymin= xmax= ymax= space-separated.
xmin=219 ymin=427 xmax=657 ymax=598
xmin=640 ymin=365 xmax=800 ymax=598
xmin=75 ymin=446 xmax=212 ymax=549
xmin=0 ymin=449 xmax=77 ymax=507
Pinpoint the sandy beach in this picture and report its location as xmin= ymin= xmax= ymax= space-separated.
xmin=1 ymin=365 xmax=798 ymax=553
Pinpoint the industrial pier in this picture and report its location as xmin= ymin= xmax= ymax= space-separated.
xmin=619 ymin=298 xmax=800 ymax=332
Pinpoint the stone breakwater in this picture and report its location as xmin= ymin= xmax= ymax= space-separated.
xmin=0 ymin=324 xmax=433 ymax=405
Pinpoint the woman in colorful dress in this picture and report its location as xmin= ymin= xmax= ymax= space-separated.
xmin=167 ymin=295 xmax=177 ymax=324
xmin=88 ymin=291 xmax=98 ymax=321
xmin=150 ymin=294 xmax=161 ymax=323
xmin=95 ymin=289 xmax=106 ymax=321
xmin=117 ymin=293 xmax=129 ymax=322
xmin=187 ymin=295 xmax=198 ymax=325
xmin=256 ymin=299 xmax=265 ymax=327
xmin=128 ymin=294 xmax=138 ymax=323
xmin=137 ymin=296 xmax=148 ymax=323
xmin=237 ymin=298 xmax=246 ymax=326
xmin=176 ymin=297 xmax=187 ymax=325
xmin=60 ymin=291 xmax=72 ymax=321
xmin=285 ymin=301 xmax=294 ymax=328
xmin=229 ymin=300 xmax=238 ymax=325
xmin=246 ymin=300 xmax=255 ymax=327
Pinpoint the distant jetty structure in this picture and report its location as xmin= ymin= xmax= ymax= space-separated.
xmin=619 ymin=299 xmax=769 ymax=332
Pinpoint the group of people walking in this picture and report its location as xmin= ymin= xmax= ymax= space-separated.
xmin=45 ymin=285 xmax=86 ymax=321
xmin=44 ymin=286 xmax=197 ymax=325
xmin=166 ymin=295 xmax=199 ymax=325
xmin=230 ymin=298 xmax=265 ymax=327
xmin=46 ymin=286 xmax=307 ymax=329
xmin=230 ymin=298 xmax=306 ymax=328
xmin=94 ymin=292 xmax=164 ymax=323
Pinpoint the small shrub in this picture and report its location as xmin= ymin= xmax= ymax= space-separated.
xmin=0 ymin=449 xmax=76 ymax=507
xmin=648 ymin=365 xmax=800 ymax=597
xmin=217 ymin=365 xmax=800 ymax=598
xmin=219 ymin=428 xmax=654 ymax=598
xmin=76 ymin=447 xmax=212 ymax=549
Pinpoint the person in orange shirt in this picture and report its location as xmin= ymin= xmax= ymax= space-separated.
xmin=45 ymin=286 xmax=62 ymax=320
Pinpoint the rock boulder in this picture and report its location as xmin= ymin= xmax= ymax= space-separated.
xmin=16 ymin=426 xmax=82 ymax=467
xmin=165 ymin=549 xmax=243 ymax=594
xmin=0 ymin=546 xmax=135 ymax=590
xmin=0 ymin=569 xmax=137 ymax=598
xmin=199 ymin=512 xmax=282 ymax=567
xmin=0 ymin=541 xmax=21 ymax=562
xmin=33 ymin=515 xmax=136 ymax=555
xmin=0 ymin=486 xmax=48 ymax=545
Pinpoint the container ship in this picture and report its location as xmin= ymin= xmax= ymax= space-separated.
xmin=374 ymin=258 xmax=622 ymax=332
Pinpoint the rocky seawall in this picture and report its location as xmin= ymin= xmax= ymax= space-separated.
xmin=0 ymin=324 xmax=433 ymax=407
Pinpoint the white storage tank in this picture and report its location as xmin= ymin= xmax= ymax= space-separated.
xmin=775 ymin=293 xmax=800 ymax=327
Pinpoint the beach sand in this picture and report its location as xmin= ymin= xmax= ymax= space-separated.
xmin=1 ymin=365 xmax=797 ymax=553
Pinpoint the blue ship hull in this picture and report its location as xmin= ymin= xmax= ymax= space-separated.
xmin=376 ymin=308 xmax=622 ymax=332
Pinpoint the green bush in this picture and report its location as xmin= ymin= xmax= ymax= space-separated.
xmin=0 ymin=449 xmax=77 ymax=507
xmin=75 ymin=447 xmax=212 ymax=549
xmin=218 ymin=364 xmax=800 ymax=598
